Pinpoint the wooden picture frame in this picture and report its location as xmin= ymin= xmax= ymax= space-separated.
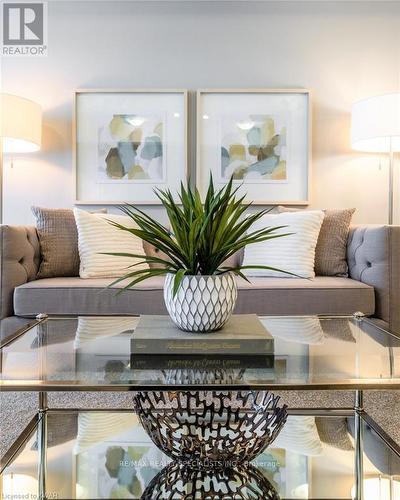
xmin=73 ymin=89 xmax=188 ymax=205
xmin=196 ymin=89 xmax=312 ymax=205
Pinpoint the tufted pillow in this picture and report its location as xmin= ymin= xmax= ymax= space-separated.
xmin=278 ymin=207 xmax=355 ymax=276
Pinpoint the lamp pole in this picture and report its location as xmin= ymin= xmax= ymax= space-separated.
xmin=0 ymin=138 xmax=3 ymax=224
xmin=389 ymin=137 xmax=394 ymax=225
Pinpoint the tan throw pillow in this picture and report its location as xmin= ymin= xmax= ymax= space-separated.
xmin=315 ymin=417 xmax=353 ymax=451
xmin=278 ymin=207 xmax=355 ymax=276
xmin=32 ymin=207 xmax=107 ymax=279
xmin=32 ymin=207 xmax=80 ymax=278
xmin=142 ymin=240 xmax=171 ymax=269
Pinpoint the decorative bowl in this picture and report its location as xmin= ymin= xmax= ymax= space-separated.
xmin=141 ymin=461 xmax=280 ymax=500
xmin=133 ymin=390 xmax=287 ymax=468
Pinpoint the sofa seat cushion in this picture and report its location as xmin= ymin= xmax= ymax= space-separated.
xmin=14 ymin=276 xmax=375 ymax=317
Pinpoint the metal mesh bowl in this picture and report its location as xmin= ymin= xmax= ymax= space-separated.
xmin=133 ymin=390 xmax=287 ymax=468
xmin=141 ymin=461 xmax=281 ymax=500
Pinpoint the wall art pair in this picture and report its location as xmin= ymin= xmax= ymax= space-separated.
xmin=74 ymin=89 xmax=311 ymax=205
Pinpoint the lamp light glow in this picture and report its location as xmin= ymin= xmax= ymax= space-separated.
xmin=2 ymin=473 xmax=38 ymax=497
xmin=351 ymin=476 xmax=400 ymax=500
xmin=237 ymin=120 xmax=255 ymax=131
xmin=125 ymin=116 xmax=146 ymax=127
xmin=1 ymin=93 xmax=42 ymax=153
xmin=351 ymin=92 xmax=400 ymax=224
xmin=351 ymin=93 xmax=400 ymax=153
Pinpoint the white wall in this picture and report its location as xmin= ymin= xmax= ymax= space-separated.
xmin=2 ymin=0 xmax=400 ymax=225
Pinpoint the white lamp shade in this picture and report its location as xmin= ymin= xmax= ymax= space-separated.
xmin=351 ymin=93 xmax=400 ymax=152
xmin=0 ymin=93 xmax=42 ymax=153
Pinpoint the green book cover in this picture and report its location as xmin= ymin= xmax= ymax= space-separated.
xmin=131 ymin=314 xmax=274 ymax=355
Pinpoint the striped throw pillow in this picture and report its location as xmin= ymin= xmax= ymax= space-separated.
xmin=74 ymin=208 xmax=148 ymax=278
xmin=242 ymin=210 xmax=324 ymax=278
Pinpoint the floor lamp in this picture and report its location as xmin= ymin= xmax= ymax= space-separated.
xmin=351 ymin=93 xmax=400 ymax=225
xmin=0 ymin=93 xmax=42 ymax=224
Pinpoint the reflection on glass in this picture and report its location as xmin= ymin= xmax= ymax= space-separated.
xmin=351 ymin=476 xmax=400 ymax=500
xmin=1 ymin=473 xmax=38 ymax=498
xmin=1 ymin=316 xmax=399 ymax=388
xmin=5 ymin=413 xmax=390 ymax=499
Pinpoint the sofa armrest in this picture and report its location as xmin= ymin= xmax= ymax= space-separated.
xmin=347 ymin=225 xmax=400 ymax=334
xmin=0 ymin=225 xmax=40 ymax=319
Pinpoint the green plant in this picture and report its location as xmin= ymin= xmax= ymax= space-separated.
xmin=105 ymin=176 xmax=293 ymax=296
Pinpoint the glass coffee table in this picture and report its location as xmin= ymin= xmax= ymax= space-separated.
xmin=1 ymin=314 xmax=400 ymax=499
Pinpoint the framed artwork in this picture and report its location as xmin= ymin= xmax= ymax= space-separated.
xmin=74 ymin=89 xmax=188 ymax=204
xmin=196 ymin=89 xmax=311 ymax=205
xmin=74 ymin=413 xmax=170 ymax=498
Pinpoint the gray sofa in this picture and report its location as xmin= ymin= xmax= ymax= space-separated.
xmin=1 ymin=224 xmax=399 ymax=334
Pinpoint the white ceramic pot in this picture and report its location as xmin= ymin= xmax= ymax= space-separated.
xmin=163 ymin=272 xmax=238 ymax=332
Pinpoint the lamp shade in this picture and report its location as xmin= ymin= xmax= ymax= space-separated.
xmin=0 ymin=93 xmax=42 ymax=153
xmin=351 ymin=93 xmax=400 ymax=152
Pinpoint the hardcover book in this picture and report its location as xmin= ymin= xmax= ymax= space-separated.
xmin=130 ymin=353 xmax=275 ymax=370
xmin=130 ymin=314 xmax=274 ymax=355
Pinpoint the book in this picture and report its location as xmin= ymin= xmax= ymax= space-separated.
xmin=130 ymin=353 xmax=275 ymax=370
xmin=130 ymin=314 xmax=274 ymax=355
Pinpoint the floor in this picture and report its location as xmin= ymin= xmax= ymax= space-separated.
xmin=1 ymin=389 xmax=400 ymax=464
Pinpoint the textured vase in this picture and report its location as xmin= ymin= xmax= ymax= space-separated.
xmin=163 ymin=272 xmax=238 ymax=332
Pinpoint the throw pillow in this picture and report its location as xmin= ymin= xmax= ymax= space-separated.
xmin=142 ymin=240 xmax=172 ymax=269
xmin=32 ymin=206 xmax=107 ymax=279
xmin=74 ymin=208 xmax=148 ymax=278
xmin=273 ymin=416 xmax=323 ymax=456
xmin=277 ymin=207 xmax=355 ymax=276
xmin=242 ymin=210 xmax=324 ymax=278
xmin=262 ymin=317 xmax=325 ymax=344
xmin=32 ymin=207 xmax=81 ymax=278
xmin=315 ymin=417 xmax=353 ymax=451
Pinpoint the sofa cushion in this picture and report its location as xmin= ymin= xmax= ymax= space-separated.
xmin=278 ymin=207 xmax=356 ymax=277
xmin=32 ymin=207 xmax=107 ymax=279
xmin=242 ymin=210 xmax=325 ymax=278
xmin=14 ymin=276 xmax=375 ymax=317
xmin=74 ymin=208 xmax=148 ymax=278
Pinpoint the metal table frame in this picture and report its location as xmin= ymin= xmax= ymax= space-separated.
xmin=1 ymin=314 xmax=400 ymax=500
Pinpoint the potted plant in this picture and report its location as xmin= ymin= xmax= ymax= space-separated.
xmin=107 ymin=177 xmax=291 ymax=332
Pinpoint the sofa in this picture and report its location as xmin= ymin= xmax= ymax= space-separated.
xmin=1 ymin=224 xmax=399 ymax=334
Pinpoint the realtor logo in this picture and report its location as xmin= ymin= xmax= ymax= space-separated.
xmin=2 ymin=2 xmax=47 ymax=56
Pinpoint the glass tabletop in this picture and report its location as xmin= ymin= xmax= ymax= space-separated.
xmin=1 ymin=410 xmax=400 ymax=499
xmin=1 ymin=315 xmax=400 ymax=391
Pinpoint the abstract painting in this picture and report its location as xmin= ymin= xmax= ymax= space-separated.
xmin=220 ymin=114 xmax=287 ymax=182
xmin=75 ymin=89 xmax=188 ymax=204
xmin=197 ymin=89 xmax=310 ymax=204
xmin=98 ymin=114 xmax=165 ymax=182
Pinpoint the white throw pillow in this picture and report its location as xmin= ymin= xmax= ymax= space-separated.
xmin=272 ymin=416 xmax=323 ymax=456
xmin=242 ymin=210 xmax=324 ymax=278
xmin=74 ymin=208 xmax=148 ymax=278
xmin=261 ymin=317 xmax=325 ymax=344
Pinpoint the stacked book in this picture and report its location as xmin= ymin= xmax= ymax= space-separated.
xmin=130 ymin=314 xmax=274 ymax=370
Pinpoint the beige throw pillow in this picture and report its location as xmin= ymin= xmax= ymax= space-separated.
xmin=278 ymin=207 xmax=355 ymax=276
xmin=74 ymin=208 xmax=148 ymax=278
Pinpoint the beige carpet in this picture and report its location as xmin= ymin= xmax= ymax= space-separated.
xmin=1 ymin=389 xmax=399 ymax=463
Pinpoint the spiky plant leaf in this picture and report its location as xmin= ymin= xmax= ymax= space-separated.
xmin=106 ymin=175 xmax=293 ymax=296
